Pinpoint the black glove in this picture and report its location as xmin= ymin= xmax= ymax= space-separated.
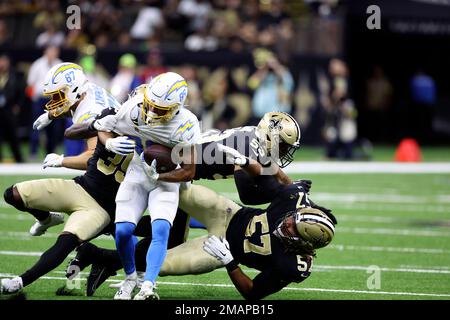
xmin=310 ymin=200 xmax=337 ymax=225
xmin=294 ymin=179 xmax=312 ymax=193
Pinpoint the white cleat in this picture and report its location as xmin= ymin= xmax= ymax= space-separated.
xmin=0 ymin=277 xmax=23 ymax=295
xmin=133 ymin=281 xmax=159 ymax=300
xmin=29 ymin=212 xmax=65 ymax=236
xmin=114 ymin=274 xmax=137 ymax=300
xmin=110 ymin=271 xmax=145 ymax=289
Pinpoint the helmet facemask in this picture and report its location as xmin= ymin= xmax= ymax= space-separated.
xmin=43 ymin=85 xmax=72 ymax=118
xmin=256 ymin=112 xmax=301 ymax=168
xmin=142 ymin=90 xmax=180 ymax=125
xmin=274 ymin=211 xmax=317 ymax=256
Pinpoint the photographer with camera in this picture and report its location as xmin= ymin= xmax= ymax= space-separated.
xmin=247 ymin=49 xmax=294 ymax=125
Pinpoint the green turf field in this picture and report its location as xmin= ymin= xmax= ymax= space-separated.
xmin=1 ymin=173 xmax=450 ymax=300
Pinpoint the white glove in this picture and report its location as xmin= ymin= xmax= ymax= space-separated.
xmin=33 ymin=112 xmax=53 ymax=130
xmin=217 ymin=143 xmax=249 ymax=166
xmin=43 ymin=153 xmax=64 ymax=169
xmin=203 ymin=235 xmax=234 ymax=265
xmin=91 ymin=114 xmax=117 ymax=132
xmin=105 ymin=136 xmax=135 ymax=155
xmin=140 ymin=153 xmax=159 ymax=183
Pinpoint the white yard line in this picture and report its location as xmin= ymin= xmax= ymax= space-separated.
xmin=0 ymin=273 xmax=449 ymax=298
xmin=2 ymin=162 xmax=450 ymax=175
xmin=337 ymin=227 xmax=450 ymax=237
xmin=328 ymin=244 xmax=450 ymax=254
xmin=2 ymin=251 xmax=450 ymax=275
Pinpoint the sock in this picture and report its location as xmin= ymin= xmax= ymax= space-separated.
xmin=20 ymin=233 xmax=79 ymax=286
xmin=115 ymin=222 xmax=137 ymax=275
xmin=144 ymin=219 xmax=171 ymax=283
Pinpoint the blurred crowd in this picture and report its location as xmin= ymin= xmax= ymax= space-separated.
xmin=0 ymin=0 xmax=353 ymax=163
xmin=0 ymin=0 xmax=342 ymax=55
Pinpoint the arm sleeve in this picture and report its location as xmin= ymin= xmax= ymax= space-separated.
xmin=244 ymin=270 xmax=289 ymax=300
xmin=234 ymin=170 xmax=284 ymax=205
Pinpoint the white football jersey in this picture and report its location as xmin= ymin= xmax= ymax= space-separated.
xmin=113 ymin=92 xmax=201 ymax=147
xmin=71 ymin=83 xmax=121 ymax=124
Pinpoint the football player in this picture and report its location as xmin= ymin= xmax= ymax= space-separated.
xmin=0 ymin=107 xmax=135 ymax=295
xmin=91 ymin=72 xmax=201 ymax=300
xmin=23 ymin=62 xmax=126 ymax=236
xmin=142 ymin=111 xmax=302 ymax=205
xmin=72 ymin=176 xmax=336 ymax=299
xmin=0 ymin=105 xmax=190 ymax=296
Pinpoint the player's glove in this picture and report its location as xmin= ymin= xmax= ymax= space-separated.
xmin=203 ymin=235 xmax=235 ymax=266
xmin=105 ymin=136 xmax=135 ymax=155
xmin=43 ymin=153 xmax=64 ymax=169
xmin=294 ymin=179 xmax=312 ymax=193
xmin=140 ymin=153 xmax=159 ymax=183
xmin=89 ymin=114 xmax=117 ymax=132
xmin=217 ymin=143 xmax=249 ymax=167
xmin=33 ymin=112 xmax=53 ymax=130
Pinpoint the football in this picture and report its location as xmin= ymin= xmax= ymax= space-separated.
xmin=143 ymin=144 xmax=177 ymax=173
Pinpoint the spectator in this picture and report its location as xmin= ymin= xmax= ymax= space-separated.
xmin=27 ymin=45 xmax=62 ymax=159
xmin=178 ymin=64 xmax=203 ymax=118
xmin=79 ymin=55 xmax=110 ymax=94
xmin=110 ymin=53 xmax=141 ymax=103
xmin=321 ymin=58 xmax=357 ymax=160
xmin=130 ymin=4 xmax=164 ymax=41
xmin=184 ymin=24 xmax=219 ymax=51
xmin=0 ymin=55 xmax=24 ymax=163
xmin=0 ymin=19 xmax=12 ymax=50
xmin=408 ymin=70 xmax=436 ymax=142
xmin=365 ymin=65 xmax=393 ymax=141
xmin=247 ymin=49 xmax=294 ymax=123
xmin=33 ymin=0 xmax=65 ymax=31
xmin=139 ymin=49 xmax=168 ymax=84
xmin=35 ymin=22 xmax=65 ymax=48
xmin=178 ymin=0 xmax=212 ymax=33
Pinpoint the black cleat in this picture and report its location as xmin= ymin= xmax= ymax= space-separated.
xmin=66 ymin=243 xmax=95 ymax=280
xmin=86 ymin=264 xmax=117 ymax=296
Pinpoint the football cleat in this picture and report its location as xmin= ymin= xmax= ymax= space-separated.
xmin=0 ymin=277 xmax=23 ymax=295
xmin=66 ymin=242 xmax=95 ymax=280
xmin=114 ymin=274 xmax=137 ymax=300
xmin=86 ymin=264 xmax=117 ymax=297
xmin=109 ymin=271 xmax=144 ymax=289
xmin=133 ymin=281 xmax=159 ymax=300
xmin=29 ymin=212 xmax=65 ymax=236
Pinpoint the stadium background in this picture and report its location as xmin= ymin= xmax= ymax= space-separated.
xmin=1 ymin=0 xmax=450 ymax=300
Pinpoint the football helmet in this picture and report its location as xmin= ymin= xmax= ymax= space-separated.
xmin=142 ymin=72 xmax=188 ymax=125
xmin=256 ymin=112 xmax=301 ymax=168
xmin=42 ymin=62 xmax=88 ymax=118
xmin=274 ymin=206 xmax=335 ymax=256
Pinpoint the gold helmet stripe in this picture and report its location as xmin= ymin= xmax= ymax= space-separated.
xmin=51 ymin=63 xmax=82 ymax=84
xmin=165 ymin=80 xmax=187 ymax=99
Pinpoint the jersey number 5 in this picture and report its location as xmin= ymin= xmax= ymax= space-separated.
xmin=243 ymin=213 xmax=272 ymax=256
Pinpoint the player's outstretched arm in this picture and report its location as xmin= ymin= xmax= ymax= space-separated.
xmin=64 ymin=122 xmax=97 ymax=140
xmin=61 ymin=136 xmax=97 ymax=170
xmin=203 ymin=235 xmax=286 ymax=300
xmin=157 ymin=145 xmax=196 ymax=182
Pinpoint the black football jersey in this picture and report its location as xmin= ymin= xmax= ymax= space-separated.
xmin=226 ymin=182 xmax=313 ymax=298
xmin=74 ymin=108 xmax=133 ymax=217
xmin=193 ymin=126 xmax=271 ymax=180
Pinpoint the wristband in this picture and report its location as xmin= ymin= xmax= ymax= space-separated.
xmin=226 ymin=260 xmax=239 ymax=272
